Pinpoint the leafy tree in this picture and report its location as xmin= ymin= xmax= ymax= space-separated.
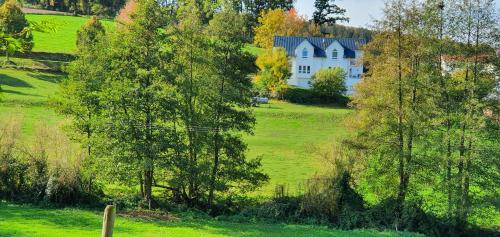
xmin=206 ymin=5 xmax=267 ymax=208
xmin=255 ymin=47 xmax=290 ymax=97
xmin=313 ymin=0 xmax=348 ymax=25
xmin=167 ymin=1 xmax=267 ymax=208
xmin=0 ymin=0 xmax=32 ymax=59
xmin=76 ymin=16 xmax=105 ymax=50
xmin=310 ymin=67 xmax=346 ymax=97
xmin=253 ymin=8 xmax=317 ymax=49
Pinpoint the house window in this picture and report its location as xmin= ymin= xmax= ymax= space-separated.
xmin=298 ymin=66 xmax=302 ymax=73
xmin=332 ymin=49 xmax=338 ymax=59
xmin=307 ymin=66 xmax=311 ymax=74
xmin=302 ymin=48 xmax=308 ymax=58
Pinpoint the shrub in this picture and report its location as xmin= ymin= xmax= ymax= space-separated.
xmin=282 ymin=86 xmax=349 ymax=105
xmin=310 ymin=67 xmax=347 ymax=97
xmin=0 ymin=0 xmax=33 ymax=52
xmin=0 ymin=119 xmax=103 ymax=205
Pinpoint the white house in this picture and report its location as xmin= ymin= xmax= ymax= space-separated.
xmin=273 ymin=36 xmax=366 ymax=93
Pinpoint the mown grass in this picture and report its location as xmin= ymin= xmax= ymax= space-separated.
xmin=0 ymin=68 xmax=64 ymax=139
xmin=26 ymin=14 xmax=115 ymax=54
xmin=0 ymin=202 xmax=421 ymax=237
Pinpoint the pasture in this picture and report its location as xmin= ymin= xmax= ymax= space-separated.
xmin=26 ymin=14 xmax=115 ymax=54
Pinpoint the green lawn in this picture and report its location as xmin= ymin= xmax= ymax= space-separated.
xmin=0 ymin=202 xmax=421 ymax=237
xmin=247 ymin=102 xmax=350 ymax=194
xmin=0 ymin=68 xmax=64 ymax=139
xmin=26 ymin=14 xmax=115 ymax=54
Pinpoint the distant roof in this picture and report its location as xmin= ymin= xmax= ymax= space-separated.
xmin=273 ymin=36 xmax=366 ymax=58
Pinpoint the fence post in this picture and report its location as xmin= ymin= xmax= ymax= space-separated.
xmin=101 ymin=205 xmax=116 ymax=237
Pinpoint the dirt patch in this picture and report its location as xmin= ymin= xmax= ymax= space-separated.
xmin=119 ymin=209 xmax=179 ymax=221
xmin=22 ymin=7 xmax=73 ymax=15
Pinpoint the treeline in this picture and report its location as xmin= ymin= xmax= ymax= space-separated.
xmin=347 ymin=0 xmax=499 ymax=234
xmin=53 ymin=0 xmax=268 ymax=211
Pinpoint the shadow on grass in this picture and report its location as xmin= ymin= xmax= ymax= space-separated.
xmin=0 ymin=74 xmax=33 ymax=88
xmin=0 ymin=89 xmax=41 ymax=97
xmin=27 ymin=72 xmax=63 ymax=83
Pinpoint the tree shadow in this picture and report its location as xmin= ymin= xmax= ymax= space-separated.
xmin=27 ymin=72 xmax=63 ymax=83
xmin=0 ymin=74 xmax=33 ymax=88
xmin=0 ymin=89 xmax=41 ymax=97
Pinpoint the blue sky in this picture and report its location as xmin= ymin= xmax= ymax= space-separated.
xmin=294 ymin=0 xmax=500 ymax=28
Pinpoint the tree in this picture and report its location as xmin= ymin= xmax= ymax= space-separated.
xmin=206 ymin=5 xmax=267 ymax=208
xmin=167 ymin=1 xmax=267 ymax=208
xmin=255 ymin=47 xmax=290 ymax=97
xmin=253 ymin=8 xmax=316 ymax=49
xmin=313 ymin=0 xmax=348 ymax=25
xmin=56 ymin=16 xmax=107 ymax=159
xmin=0 ymin=0 xmax=32 ymax=60
xmin=310 ymin=67 xmax=347 ymax=97
xmin=76 ymin=16 xmax=105 ymax=50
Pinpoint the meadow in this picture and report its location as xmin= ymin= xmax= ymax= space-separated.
xmin=26 ymin=14 xmax=115 ymax=54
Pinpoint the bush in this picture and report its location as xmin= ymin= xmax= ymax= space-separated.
xmin=310 ymin=67 xmax=347 ymax=97
xmin=0 ymin=0 xmax=33 ymax=52
xmin=282 ymin=86 xmax=349 ymax=105
xmin=0 ymin=118 xmax=103 ymax=205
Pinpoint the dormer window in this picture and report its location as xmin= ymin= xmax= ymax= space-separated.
xmin=332 ymin=49 xmax=338 ymax=59
xmin=302 ymin=48 xmax=308 ymax=58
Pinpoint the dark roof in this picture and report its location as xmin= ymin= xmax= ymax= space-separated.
xmin=273 ymin=36 xmax=366 ymax=58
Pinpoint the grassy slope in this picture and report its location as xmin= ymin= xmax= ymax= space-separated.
xmin=0 ymin=203 xmax=421 ymax=237
xmin=26 ymin=14 xmax=115 ymax=54
xmin=248 ymin=102 xmax=350 ymax=194
xmin=0 ymin=69 xmax=63 ymax=138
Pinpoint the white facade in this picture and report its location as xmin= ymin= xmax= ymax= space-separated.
xmin=274 ymin=37 xmax=365 ymax=93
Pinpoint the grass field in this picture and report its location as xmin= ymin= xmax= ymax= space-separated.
xmin=0 ymin=68 xmax=348 ymax=195
xmin=0 ymin=68 xmax=64 ymax=138
xmin=0 ymin=202 xmax=421 ymax=237
xmin=26 ymin=14 xmax=115 ymax=54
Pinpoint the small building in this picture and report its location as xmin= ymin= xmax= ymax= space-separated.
xmin=273 ymin=36 xmax=366 ymax=93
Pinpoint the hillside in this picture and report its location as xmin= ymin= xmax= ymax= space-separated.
xmin=26 ymin=14 xmax=115 ymax=54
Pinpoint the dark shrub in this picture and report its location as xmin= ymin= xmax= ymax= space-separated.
xmin=282 ymin=86 xmax=349 ymax=106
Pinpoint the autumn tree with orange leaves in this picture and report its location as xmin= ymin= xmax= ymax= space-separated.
xmin=253 ymin=8 xmax=320 ymax=49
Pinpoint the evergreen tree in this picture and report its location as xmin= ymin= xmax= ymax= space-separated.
xmin=76 ymin=16 xmax=105 ymax=49
xmin=313 ymin=0 xmax=348 ymax=25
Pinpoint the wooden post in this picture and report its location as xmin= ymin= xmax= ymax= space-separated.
xmin=101 ymin=205 xmax=116 ymax=237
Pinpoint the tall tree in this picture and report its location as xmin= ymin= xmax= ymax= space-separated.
xmin=312 ymin=0 xmax=348 ymax=25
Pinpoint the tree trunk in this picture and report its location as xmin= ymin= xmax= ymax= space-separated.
xmin=208 ymin=52 xmax=228 ymax=209
xmin=144 ymin=168 xmax=153 ymax=209
xmin=395 ymin=15 xmax=406 ymax=229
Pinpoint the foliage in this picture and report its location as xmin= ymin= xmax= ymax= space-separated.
xmin=254 ymin=47 xmax=290 ymax=97
xmin=0 ymin=117 xmax=102 ymax=204
xmin=310 ymin=67 xmax=347 ymax=97
xmin=253 ymin=8 xmax=320 ymax=49
xmin=76 ymin=16 xmax=105 ymax=49
xmin=313 ymin=0 xmax=349 ymax=25
xmin=57 ymin=0 xmax=268 ymax=210
xmin=348 ymin=0 xmax=499 ymax=230
xmin=0 ymin=0 xmax=32 ymax=52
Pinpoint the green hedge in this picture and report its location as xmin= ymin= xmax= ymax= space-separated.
xmin=282 ymin=86 xmax=349 ymax=106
